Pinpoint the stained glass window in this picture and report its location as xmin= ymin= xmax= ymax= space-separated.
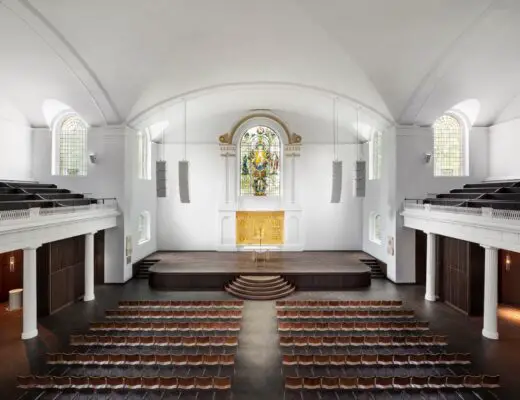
xmin=433 ymin=114 xmax=466 ymax=177
xmin=240 ymin=126 xmax=281 ymax=196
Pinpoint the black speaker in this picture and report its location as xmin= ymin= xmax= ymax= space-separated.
xmin=178 ymin=160 xmax=190 ymax=203
xmin=156 ymin=161 xmax=167 ymax=198
xmin=331 ymin=160 xmax=342 ymax=203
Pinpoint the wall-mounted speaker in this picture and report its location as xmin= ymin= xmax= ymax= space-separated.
xmin=156 ymin=161 xmax=167 ymax=198
xmin=331 ymin=160 xmax=343 ymax=203
xmin=353 ymin=160 xmax=366 ymax=197
xmin=178 ymin=160 xmax=190 ymax=203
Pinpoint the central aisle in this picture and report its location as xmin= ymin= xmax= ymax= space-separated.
xmin=233 ymin=301 xmax=284 ymax=399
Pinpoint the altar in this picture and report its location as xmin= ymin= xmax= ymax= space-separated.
xmin=215 ymin=114 xmax=304 ymax=252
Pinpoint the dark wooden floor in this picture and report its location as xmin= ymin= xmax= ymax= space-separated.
xmin=2 ymin=279 xmax=520 ymax=399
xmin=148 ymin=251 xmax=371 ymax=273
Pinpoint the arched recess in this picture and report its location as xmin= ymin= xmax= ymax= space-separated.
xmin=219 ymin=113 xmax=301 ymax=146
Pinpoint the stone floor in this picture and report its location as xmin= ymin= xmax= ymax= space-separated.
xmin=1 ymin=279 xmax=519 ymax=399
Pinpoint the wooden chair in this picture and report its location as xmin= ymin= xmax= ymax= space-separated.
xmin=142 ymin=376 xmax=160 ymax=390
xmin=410 ymin=376 xmax=428 ymax=390
xmin=357 ymin=377 xmax=376 ymax=390
xmin=282 ymin=355 xmax=297 ymax=366
xmin=70 ymin=376 xmax=89 ymax=390
xmin=321 ymin=376 xmax=339 ymax=390
xmin=107 ymin=376 xmax=124 ymax=390
xmin=303 ymin=377 xmax=321 ymax=390
xmin=375 ymin=376 xmax=393 ymax=390
xmin=88 ymin=376 xmax=107 ymax=390
xmin=427 ymin=376 xmax=446 ymax=390
xmin=172 ymin=354 xmax=187 ymax=366
xmin=204 ymin=354 xmax=220 ymax=366
xmin=178 ymin=376 xmax=196 ymax=390
xmin=299 ymin=354 xmax=313 ymax=366
xmin=156 ymin=354 xmax=172 ymax=366
xmin=220 ymin=354 xmax=235 ymax=366
xmin=285 ymin=376 xmax=302 ymax=390
xmin=464 ymin=375 xmax=483 ymax=389
xmin=125 ymin=376 xmax=142 ymax=390
xmin=195 ymin=376 xmax=213 ymax=390
xmin=140 ymin=354 xmax=156 ymax=365
xmin=392 ymin=376 xmax=411 ymax=390
xmin=187 ymin=354 xmax=203 ymax=366
xmin=339 ymin=376 xmax=357 ymax=390
xmin=126 ymin=354 xmax=141 ymax=365
xmin=159 ymin=376 xmax=178 ymax=390
xmin=481 ymin=375 xmax=500 ymax=389
xmin=52 ymin=376 xmax=71 ymax=390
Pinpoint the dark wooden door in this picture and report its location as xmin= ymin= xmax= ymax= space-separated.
xmin=0 ymin=250 xmax=23 ymax=303
xmin=500 ymin=251 xmax=520 ymax=306
xmin=415 ymin=231 xmax=426 ymax=285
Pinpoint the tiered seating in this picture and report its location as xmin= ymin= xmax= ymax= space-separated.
xmin=416 ymin=179 xmax=520 ymax=210
xmin=18 ymin=300 xmax=242 ymax=397
xmin=0 ymin=180 xmax=98 ymax=211
xmin=278 ymin=300 xmax=500 ymax=399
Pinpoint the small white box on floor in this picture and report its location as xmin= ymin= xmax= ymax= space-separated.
xmin=9 ymin=288 xmax=23 ymax=311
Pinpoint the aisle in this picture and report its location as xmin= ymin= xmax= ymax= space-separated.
xmin=232 ymin=301 xmax=283 ymax=400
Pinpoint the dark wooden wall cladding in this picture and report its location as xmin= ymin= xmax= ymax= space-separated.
xmin=37 ymin=235 xmax=85 ymax=316
xmin=415 ymin=230 xmax=427 ymax=285
xmin=0 ymin=250 xmax=23 ymax=303
xmin=436 ymin=235 xmax=484 ymax=316
xmin=94 ymin=230 xmax=105 ymax=284
xmin=499 ymin=250 xmax=520 ymax=306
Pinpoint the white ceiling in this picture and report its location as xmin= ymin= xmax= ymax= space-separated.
xmin=1 ymin=0 xmax=520 ymax=128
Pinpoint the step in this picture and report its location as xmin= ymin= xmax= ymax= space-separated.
xmin=225 ymin=285 xmax=295 ymax=300
xmin=232 ymin=279 xmax=288 ymax=292
xmin=235 ymin=276 xmax=285 ymax=287
xmin=238 ymin=275 xmax=281 ymax=285
xmin=227 ymin=284 xmax=293 ymax=298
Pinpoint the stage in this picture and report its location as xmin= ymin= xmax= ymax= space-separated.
xmin=147 ymin=251 xmax=373 ymax=291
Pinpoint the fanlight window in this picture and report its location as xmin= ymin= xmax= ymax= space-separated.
xmin=370 ymin=213 xmax=382 ymax=244
xmin=433 ymin=114 xmax=466 ymax=177
xmin=138 ymin=211 xmax=151 ymax=244
xmin=53 ymin=115 xmax=88 ymax=176
xmin=240 ymin=126 xmax=281 ymax=196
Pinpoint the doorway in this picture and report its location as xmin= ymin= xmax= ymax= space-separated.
xmin=0 ymin=250 xmax=23 ymax=303
xmin=499 ymin=250 xmax=520 ymax=306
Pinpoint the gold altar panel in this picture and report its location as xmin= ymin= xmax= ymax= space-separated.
xmin=236 ymin=211 xmax=284 ymax=245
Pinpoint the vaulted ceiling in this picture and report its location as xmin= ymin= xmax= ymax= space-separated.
xmin=1 ymin=0 xmax=519 ymax=129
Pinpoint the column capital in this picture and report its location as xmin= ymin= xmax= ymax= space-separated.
xmin=219 ymin=144 xmax=236 ymax=157
xmin=285 ymin=144 xmax=301 ymax=157
xmin=23 ymin=243 xmax=42 ymax=251
xmin=86 ymin=231 xmax=98 ymax=236
xmin=481 ymin=244 xmax=498 ymax=251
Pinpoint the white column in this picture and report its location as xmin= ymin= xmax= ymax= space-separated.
xmin=225 ymin=155 xmax=230 ymax=203
xmin=482 ymin=245 xmax=499 ymax=340
xmin=425 ymin=232 xmax=437 ymax=302
xmin=291 ymin=155 xmax=296 ymax=204
xmin=22 ymin=246 xmax=38 ymax=340
xmin=84 ymin=232 xmax=96 ymax=302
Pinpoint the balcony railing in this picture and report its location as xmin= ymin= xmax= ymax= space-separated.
xmin=0 ymin=198 xmax=118 ymax=224
xmin=403 ymin=199 xmax=520 ymax=222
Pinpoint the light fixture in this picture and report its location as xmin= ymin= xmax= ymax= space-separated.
xmin=506 ymin=253 xmax=512 ymax=271
xmin=9 ymin=256 xmax=15 ymax=272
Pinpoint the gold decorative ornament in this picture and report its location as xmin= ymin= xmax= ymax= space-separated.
xmin=236 ymin=211 xmax=284 ymax=245
xmin=218 ymin=113 xmax=302 ymax=145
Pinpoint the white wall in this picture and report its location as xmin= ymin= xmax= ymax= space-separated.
xmin=363 ymin=125 xmax=489 ymax=283
xmin=157 ymin=143 xmax=363 ymax=251
xmin=488 ymin=118 xmax=520 ymax=180
xmin=0 ymin=116 xmax=32 ymax=181
xmin=124 ymin=130 xmax=157 ymax=263
xmin=32 ymin=127 xmax=129 ymax=283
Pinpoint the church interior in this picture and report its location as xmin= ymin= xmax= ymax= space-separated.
xmin=1 ymin=1 xmax=520 ymax=398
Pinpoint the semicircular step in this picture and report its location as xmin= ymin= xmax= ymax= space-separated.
xmin=225 ymin=275 xmax=296 ymax=300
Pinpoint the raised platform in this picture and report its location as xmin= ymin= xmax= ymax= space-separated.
xmin=148 ymin=251 xmax=372 ymax=291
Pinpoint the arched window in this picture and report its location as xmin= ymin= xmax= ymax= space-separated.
xmin=240 ymin=126 xmax=281 ymax=196
xmin=52 ymin=114 xmax=88 ymax=176
xmin=433 ymin=114 xmax=467 ymax=177
xmin=370 ymin=212 xmax=382 ymax=244
xmin=137 ymin=130 xmax=151 ymax=180
xmin=369 ymin=131 xmax=382 ymax=180
xmin=138 ymin=211 xmax=151 ymax=244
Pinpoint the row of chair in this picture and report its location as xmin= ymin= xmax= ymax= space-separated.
xmin=90 ymin=321 xmax=241 ymax=332
xmin=106 ymin=310 xmax=242 ymax=319
xmin=279 ymin=335 xmax=448 ymax=347
xmin=284 ymin=375 xmax=499 ymax=391
xmin=119 ymin=300 xmax=243 ymax=309
xmin=71 ymin=335 xmax=239 ymax=347
xmin=276 ymin=300 xmax=403 ymax=309
xmin=278 ymin=321 xmax=429 ymax=332
xmin=48 ymin=353 xmax=235 ymax=366
xmin=282 ymin=353 xmax=471 ymax=366
xmin=277 ymin=310 xmax=415 ymax=319
xmin=18 ymin=375 xmax=232 ymax=391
